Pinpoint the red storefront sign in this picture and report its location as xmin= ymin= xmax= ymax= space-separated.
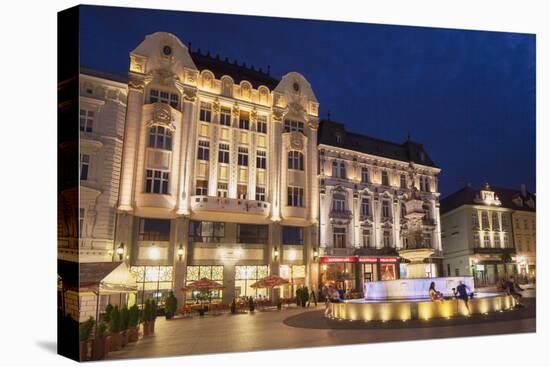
xmin=320 ymin=256 xmax=357 ymax=263
xmin=379 ymin=257 xmax=398 ymax=263
xmin=357 ymin=257 xmax=378 ymax=263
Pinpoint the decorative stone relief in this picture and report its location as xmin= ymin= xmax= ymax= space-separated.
xmin=130 ymin=54 xmax=147 ymax=74
xmin=147 ymin=102 xmax=176 ymax=130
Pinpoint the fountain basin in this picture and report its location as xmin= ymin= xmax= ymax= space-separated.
xmin=364 ymin=276 xmax=475 ymax=300
xmin=329 ymin=293 xmax=514 ymax=321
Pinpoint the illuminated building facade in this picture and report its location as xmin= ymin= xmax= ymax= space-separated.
xmin=317 ymin=120 xmax=443 ymax=291
xmin=440 ymin=183 xmax=536 ymax=286
xmin=115 ymin=32 xmax=320 ymax=305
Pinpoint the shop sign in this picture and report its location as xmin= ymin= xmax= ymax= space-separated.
xmin=358 ymin=257 xmax=378 ymax=263
xmin=320 ymin=256 xmax=357 ymax=263
xmin=379 ymin=257 xmax=398 ymax=263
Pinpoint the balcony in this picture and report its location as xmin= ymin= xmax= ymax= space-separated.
xmin=329 ymin=209 xmax=352 ymax=220
xmin=190 ymin=196 xmax=270 ymax=220
xmin=321 ymin=247 xmax=356 ymax=256
xmin=473 ymin=246 xmax=516 ymax=255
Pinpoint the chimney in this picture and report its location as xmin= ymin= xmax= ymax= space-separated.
xmin=521 ymin=184 xmax=527 ymax=197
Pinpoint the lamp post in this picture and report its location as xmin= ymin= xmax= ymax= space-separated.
xmin=273 ymin=247 xmax=279 ymax=261
xmin=177 ymin=243 xmax=184 ymax=262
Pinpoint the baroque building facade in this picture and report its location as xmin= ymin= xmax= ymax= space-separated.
xmin=440 ymin=183 xmax=536 ymax=286
xmin=317 ymin=120 xmax=443 ymax=291
xmin=114 ymin=32 xmax=320 ymax=305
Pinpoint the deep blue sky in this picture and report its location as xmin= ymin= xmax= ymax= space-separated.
xmin=79 ymin=5 xmax=536 ymax=197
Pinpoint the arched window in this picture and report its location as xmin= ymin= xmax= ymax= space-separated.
xmin=339 ymin=162 xmax=346 ymax=179
xmin=288 ymin=151 xmax=304 ymax=170
xmin=148 ymin=126 xmax=172 ymax=150
xmin=221 ymin=76 xmax=233 ymax=97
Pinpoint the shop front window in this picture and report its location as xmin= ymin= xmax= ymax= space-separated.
xmin=130 ymin=266 xmax=173 ymax=307
xmin=380 ymin=263 xmax=396 ymax=280
xmin=235 ymin=265 xmax=269 ymax=298
xmin=185 ymin=265 xmax=224 ymax=303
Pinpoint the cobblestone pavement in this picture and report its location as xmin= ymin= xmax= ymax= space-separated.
xmin=108 ymin=295 xmax=535 ymax=360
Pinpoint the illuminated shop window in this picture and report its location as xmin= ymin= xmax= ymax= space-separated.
xmin=130 ymin=266 xmax=174 ymax=305
xmin=185 ymin=265 xmax=224 ymax=301
xmin=235 ymin=265 xmax=269 ymax=297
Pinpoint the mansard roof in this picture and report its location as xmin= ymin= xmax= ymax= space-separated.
xmin=440 ymin=185 xmax=536 ymax=214
xmin=190 ymin=50 xmax=280 ymax=90
xmin=318 ymin=119 xmax=438 ymax=168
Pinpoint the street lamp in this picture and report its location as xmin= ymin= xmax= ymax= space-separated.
xmin=313 ymin=248 xmax=319 ymax=262
xmin=177 ymin=243 xmax=184 ymax=261
xmin=273 ymin=247 xmax=279 ymax=261
xmin=116 ymin=243 xmax=124 ymax=261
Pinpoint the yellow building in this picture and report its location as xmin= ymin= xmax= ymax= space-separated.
xmin=511 ymin=186 xmax=536 ymax=281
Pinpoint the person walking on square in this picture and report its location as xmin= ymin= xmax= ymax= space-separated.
xmin=308 ymin=289 xmax=318 ymax=307
xmin=454 ymin=281 xmax=471 ymax=315
xmin=505 ymin=276 xmax=524 ymax=307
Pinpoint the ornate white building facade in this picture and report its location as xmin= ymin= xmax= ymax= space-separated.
xmin=317 ymin=121 xmax=442 ymax=290
xmin=114 ymin=32 xmax=320 ymax=305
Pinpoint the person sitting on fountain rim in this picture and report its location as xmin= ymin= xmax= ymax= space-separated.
xmin=428 ymin=281 xmax=444 ymax=302
xmin=454 ymin=281 xmax=471 ymax=315
xmin=504 ymin=276 xmax=524 ymax=308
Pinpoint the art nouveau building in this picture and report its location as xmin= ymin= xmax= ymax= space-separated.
xmin=115 ymin=32 xmax=320 ymax=305
xmin=440 ymin=184 xmax=535 ymax=286
xmin=317 ymin=120 xmax=443 ymax=291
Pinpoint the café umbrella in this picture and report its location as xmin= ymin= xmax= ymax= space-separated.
xmin=250 ymin=274 xmax=289 ymax=289
xmin=181 ymin=278 xmax=224 ymax=305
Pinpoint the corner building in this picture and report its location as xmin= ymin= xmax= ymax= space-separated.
xmin=116 ymin=32 xmax=320 ymax=305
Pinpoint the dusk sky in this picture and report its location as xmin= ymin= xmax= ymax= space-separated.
xmin=79 ymin=5 xmax=536 ymax=197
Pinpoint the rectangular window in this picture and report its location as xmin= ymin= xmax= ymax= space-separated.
xmin=483 ymin=232 xmax=490 ymax=247
xmin=494 ymin=234 xmax=501 ymax=248
xmin=235 ymin=265 xmax=269 ymax=298
xmin=284 ymin=119 xmax=304 ymax=132
xmin=256 ymin=116 xmax=267 ymax=134
xmin=238 ymin=147 xmax=249 ymax=166
xmin=150 ymin=89 xmax=179 ymax=108
xmin=220 ymin=107 xmax=231 ymax=126
xmin=400 ymin=174 xmax=406 ymax=189
xmin=333 ymin=227 xmax=346 ymax=248
xmin=472 ymin=211 xmax=480 ymax=229
xmin=360 ymin=198 xmax=370 ymax=217
xmin=287 ymin=186 xmax=304 ymax=207
xmin=492 ymin=212 xmax=500 ymax=231
xmin=138 ymin=218 xmax=171 ymax=241
xmin=239 ymin=111 xmax=250 ymax=130
xmin=218 ymin=143 xmax=230 ymax=164
xmin=482 ymin=211 xmax=490 ymax=229
xmin=195 ymin=180 xmax=208 ymax=196
xmin=473 ymin=232 xmax=480 ymax=247
xmin=332 ymin=194 xmax=346 ymax=212
xmin=199 ymin=102 xmax=212 ymax=122
xmin=362 ymin=229 xmax=371 ymax=248
xmin=361 ymin=167 xmax=369 ymax=183
xmin=217 ymin=183 xmax=228 ymax=198
xmin=382 ymin=200 xmax=391 ymax=218
xmin=237 ymin=184 xmax=247 ymax=200
xmin=381 ymin=171 xmax=389 ymax=186
xmin=383 ymin=231 xmax=391 ymax=248
xmin=189 ymin=221 xmax=225 ymax=243
xmin=80 ymin=154 xmax=90 ymax=180
xmin=185 ymin=265 xmax=224 ymax=300
xmin=282 ymin=226 xmax=304 ymax=245
xmin=78 ymin=208 xmax=85 ymax=238
xmin=255 ymin=186 xmax=266 ymax=201
xmin=288 ymin=151 xmax=304 ymax=170
xmin=256 ymin=150 xmax=266 ymax=169
xmin=79 ymin=109 xmax=94 ymax=132
xmin=238 ymin=224 xmax=268 ymax=244
xmin=148 ymin=126 xmax=172 ymax=150
xmin=197 ymin=141 xmax=210 ymax=161
xmin=145 ymin=169 xmax=169 ymax=194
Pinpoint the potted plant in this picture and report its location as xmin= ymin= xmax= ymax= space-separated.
xmin=102 ymin=304 xmax=113 ymax=324
xmin=107 ymin=306 xmax=121 ymax=351
xmin=295 ymin=287 xmax=302 ymax=307
xmin=79 ymin=317 xmax=94 ymax=361
xmin=302 ymin=286 xmax=309 ymax=307
xmin=150 ymin=299 xmax=158 ymax=333
xmin=120 ymin=306 xmax=129 ymax=347
xmin=127 ymin=304 xmax=140 ymax=342
xmin=165 ymin=291 xmax=177 ymax=320
xmin=142 ymin=299 xmax=151 ymax=336
xmin=92 ymin=322 xmax=107 ymax=360
xmin=248 ymin=296 xmax=255 ymax=313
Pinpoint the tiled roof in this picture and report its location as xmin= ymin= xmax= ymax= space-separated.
xmin=440 ymin=185 xmax=536 ymax=214
xmin=318 ymin=119 xmax=438 ymax=168
xmin=190 ymin=50 xmax=279 ymax=90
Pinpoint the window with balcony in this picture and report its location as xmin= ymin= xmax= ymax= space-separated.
xmin=80 ymin=154 xmax=90 ymax=180
xmin=195 ymin=180 xmax=208 ymax=196
xmin=239 ymin=111 xmax=250 ymax=130
xmin=150 ymin=89 xmax=179 ymax=108
xmin=189 ymin=221 xmax=225 ymax=243
xmin=220 ymin=107 xmax=231 ymax=126
xmin=282 ymin=226 xmax=304 ymax=245
xmin=333 ymin=227 xmax=346 ymax=248
xmin=197 ymin=141 xmax=210 ymax=161
xmin=148 ymin=126 xmax=173 ymax=150
xmin=217 ymin=183 xmax=228 ymax=198
xmin=256 ymin=116 xmax=267 ymax=134
xmin=360 ymin=198 xmax=370 ymax=217
xmin=382 ymin=200 xmax=391 ymax=219
xmin=145 ymin=169 xmax=169 ymax=194
xmin=288 ymin=151 xmax=304 ymax=170
xmin=256 ymin=150 xmax=266 ymax=169
xmin=400 ymin=174 xmax=407 ymax=189
xmin=255 ymin=186 xmax=266 ymax=201
xmin=238 ymin=224 xmax=268 ymax=244
xmin=494 ymin=234 xmax=501 ymax=248
xmin=218 ymin=144 xmax=230 ymax=164
xmin=383 ymin=230 xmax=391 ymax=248
xmin=199 ymin=102 xmax=212 ymax=122
xmin=339 ymin=162 xmax=346 ymax=179
xmin=79 ymin=109 xmax=94 ymax=132
xmin=138 ymin=218 xmax=171 ymax=241
xmin=332 ymin=193 xmax=346 ymax=212
xmin=381 ymin=171 xmax=389 ymax=186
xmin=238 ymin=147 xmax=249 ymax=166
xmin=287 ymin=186 xmax=304 ymax=207
xmin=361 ymin=167 xmax=369 ymax=183
xmin=332 ymin=161 xmax=338 ymax=177
xmin=237 ymin=184 xmax=247 ymax=200
xmin=284 ymin=119 xmax=304 ymax=132
xmin=483 ymin=232 xmax=490 ymax=247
